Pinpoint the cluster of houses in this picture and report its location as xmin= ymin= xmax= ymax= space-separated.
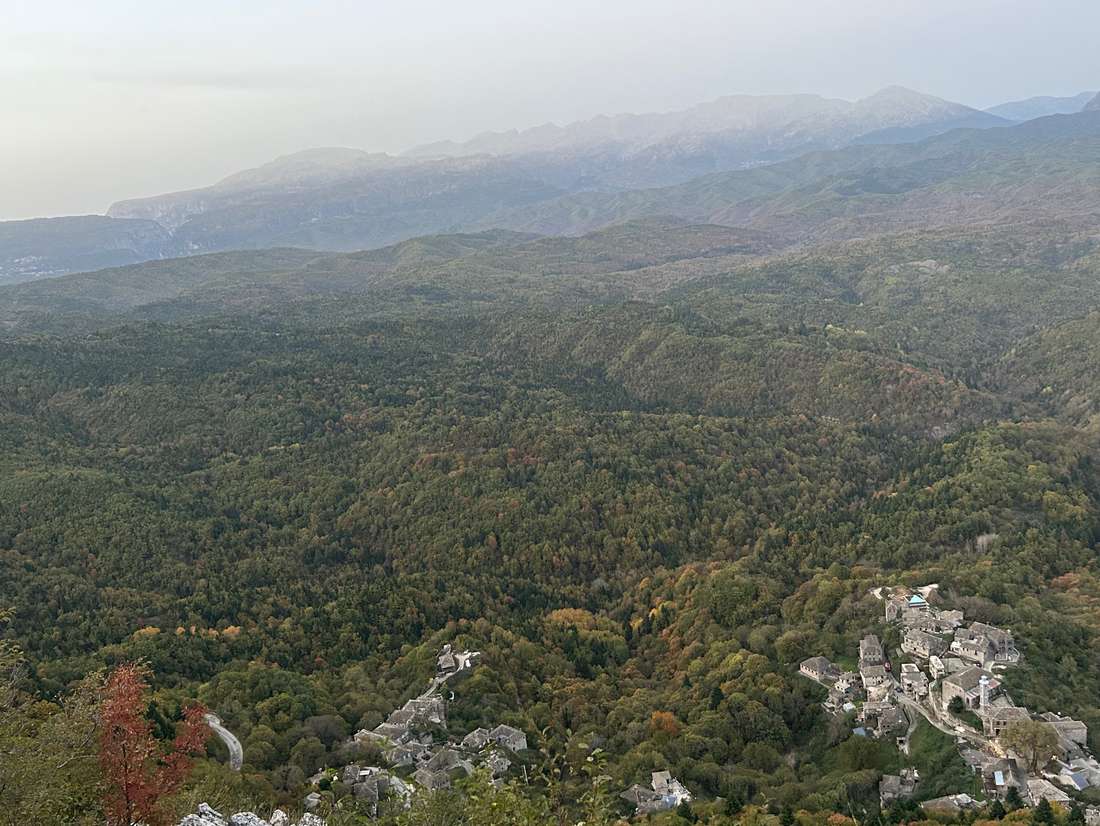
xmin=800 ymin=632 xmax=908 ymax=741
xmin=884 ymin=587 xmax=1100 ymax=806
xmin=303 ymin=766 xmax=413 ymax=817
xmin=803 ymin=585 xmax=1100 ymax=814
xmin=303 ymin=644 xmax=533 ymax=816
xmin=620 ymin=771 xmax=693 ymax=815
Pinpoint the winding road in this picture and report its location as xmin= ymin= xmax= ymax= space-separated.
xmin=205 ymin=712 xmax=244 ymax=771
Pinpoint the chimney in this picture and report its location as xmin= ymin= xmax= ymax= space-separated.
xmin=979 ymin=675 xmax=990 ymax=709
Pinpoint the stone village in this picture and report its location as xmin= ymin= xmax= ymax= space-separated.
xmin=283 ymin=643 xmax=690 ymax=819
xmin=800 ymin=585 xmax=1100 ymax=819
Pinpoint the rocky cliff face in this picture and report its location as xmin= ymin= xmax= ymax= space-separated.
xmin=179 ymin=803 xmax=323 ymax=826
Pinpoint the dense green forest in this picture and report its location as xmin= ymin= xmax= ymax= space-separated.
xmin=3 ymin=115 xmax=1100 ymax=825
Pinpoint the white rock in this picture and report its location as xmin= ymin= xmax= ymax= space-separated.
xmin=229 ymin=814 xmax=270 ymax=826
xmin=269 ymin=811 xmax=290 ymax=826
xmin=296 ymin=815 xmax=325 ymax=826
xmin=178 ymin=803 xmax=228 ymax=826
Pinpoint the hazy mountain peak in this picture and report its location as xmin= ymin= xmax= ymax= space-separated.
xmin=860 ymin=84 xmax=933 ymax=102
xmin=1086 ymin=92 xmax=1100 ymax=112
xmin=855 ymin=85 xmax=975 ymax=118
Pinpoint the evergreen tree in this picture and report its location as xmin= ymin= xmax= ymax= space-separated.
xmin=709 ymin=685 xmax=724 ymax=710
xmin=1032 ymin=797 xmax=1054 ymax=826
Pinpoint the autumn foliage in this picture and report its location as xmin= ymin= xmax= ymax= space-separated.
xmin=98 ymin=664 xmax=210 ymax=826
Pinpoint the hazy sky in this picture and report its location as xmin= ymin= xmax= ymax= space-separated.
xmin=3 ymin=0 xmax=1098 ymax=219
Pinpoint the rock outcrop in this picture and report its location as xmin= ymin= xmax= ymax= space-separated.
xmin=178 ymin=804 xmax=320 ymax=826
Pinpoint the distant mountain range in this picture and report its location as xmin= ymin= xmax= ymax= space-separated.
xmin=1086 ymin=92 xmax=1100 ymax=112
xmin=984 ymin=91 xmax=1096 ymax=121
xmin=5 ymin=105 xmax=1100 ymax=334
xmin=463 ymin=107 xmax=1100 ymax=242
xmin=3 ymin=85 xmax=1095 ymax=285
xmin=408 ymin=85 xmax=1006 ymax=162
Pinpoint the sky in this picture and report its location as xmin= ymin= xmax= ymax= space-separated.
xmin=2 ymin=0 xmax=1099 ymax=219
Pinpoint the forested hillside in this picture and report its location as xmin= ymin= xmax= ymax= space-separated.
xmin=3 ymin=182 xmax=1100 ymax=825
xmin=2 ymin=101 xmax=1100 ymax=826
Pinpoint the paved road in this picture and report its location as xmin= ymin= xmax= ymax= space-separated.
xmin=205 ymin=713 xmax=243 ymax=771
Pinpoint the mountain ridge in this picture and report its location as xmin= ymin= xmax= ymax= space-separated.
xmin=407 ymin=85 xmax=1003 ymax=158
xmin=0 ymin=86 xmax=1051 ymax=285
xmin=985 ymin=90 xmax=1096 ymax=120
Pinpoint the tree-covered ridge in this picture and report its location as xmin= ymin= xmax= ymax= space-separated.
xmin=2 ymin=197 xmax=1100 ymax=820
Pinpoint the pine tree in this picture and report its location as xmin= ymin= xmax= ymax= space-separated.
xmin=709 ymin=685 xmax=724 ymax=710
xmin=677 ymin=798 xmax=696 ymax=822
xmin=989 ymin=799 xmax=1006 ymax=820
xmin=1032 ymin=797 xmax=1054 ymax=826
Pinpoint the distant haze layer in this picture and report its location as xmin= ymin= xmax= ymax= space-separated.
xmin=3 ymin=0 xmax=1100 ymax=218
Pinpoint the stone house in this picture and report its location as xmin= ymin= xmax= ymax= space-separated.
xmin=920 ymin=794 xmax=979 ymax=816
xmin=461 ymin=727 xmax=492 ymax=751
xmin=386 ymin=742 xmax=430 ymax=767
xmin=860 ymin=635 xmax=885 ymax=667
xmin=860 ymin=664 xmax=889 ymax=691
xmin=1038 ymin=712 xmax=1089 ymax=755
xmin=834 ymin=671 xmax=861 ymax=696
xmin=902 ymin=629 xmax=947 ymax=660
xmin=652 ymin=771 xmax=691 ymax=802
xmin=877 ymin=706 xmax=908 ymax=737
xmin=620 ymin=771 xmax=691 ymax=816
xmin=412 ymin=747 xmax=473 ymax=792
xmin=900 ymin=664 xmax=929 ymax=698
xmin=982 ymin=705 xmax=1031 ymax=738
xmin=951 ymin=632 xmax=995 ymax=665
xmin=621 ymin=784 xmax=666 ymax=814
xmin=1028 ymin=778 xmax=1071 ymax=803
xmin=489 ymin=724 xmax=528 ymax=752
xmin=928 ymin=656 xmax=947 ymax=680
xmin=942 ymin=667 xmax=1000 ymax=710
xmin=880 ymin=768 xmax=919 ymax=806
xmin=969 ymin=622 xmax=1019 ymax=662
xmin=800 ymin=656 xmax=841 ymax=683
xmin=983 ymin=758 xmax=1027 ymax=799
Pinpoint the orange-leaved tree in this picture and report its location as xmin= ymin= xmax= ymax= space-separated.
xmin=98 ymin=664 xmax=210 ymax=826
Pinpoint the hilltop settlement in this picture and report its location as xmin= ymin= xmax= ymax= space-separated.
xmin=801 ymin=586 xmax=1100 ymax=818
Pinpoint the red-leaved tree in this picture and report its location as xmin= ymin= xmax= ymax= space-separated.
xmin=98 ymin=664 xmax=210 ymax=826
